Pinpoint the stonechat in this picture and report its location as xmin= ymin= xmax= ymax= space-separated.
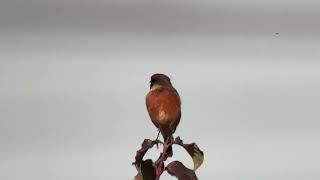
xmin=146 ymin=74 xmax=181 ymax=155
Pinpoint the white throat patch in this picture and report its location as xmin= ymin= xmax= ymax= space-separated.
xmin=150 ymin=84 xmax=162 ymax=91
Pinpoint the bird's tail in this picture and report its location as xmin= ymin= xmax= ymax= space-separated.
xmin=163 ymin=134 xmax=173 ymax=157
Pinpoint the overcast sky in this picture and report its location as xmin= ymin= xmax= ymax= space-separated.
xmin=1 ymin=0 xmax=320 ymax=36
xmin=0 ymin=1 xmax=320 ymax=180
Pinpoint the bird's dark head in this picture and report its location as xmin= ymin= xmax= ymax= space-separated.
xmin=149 ymin=73 xmax=173 ymax=89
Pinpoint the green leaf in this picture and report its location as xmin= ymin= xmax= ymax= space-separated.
xmin=173 ymin=137 xmax=204 ymax=170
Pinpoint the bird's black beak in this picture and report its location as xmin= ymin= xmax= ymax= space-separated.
xmin=149 ymin=81 xmax=153 ymax=89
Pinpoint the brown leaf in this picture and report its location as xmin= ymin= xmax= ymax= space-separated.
xmin=134 ymin=171 xmax=143 ymax=180
xmin=173 ymin=137 xmax=204 ymax=170
xmin=166 ymin=161 xmax=198 ymax=180
xmin=134 ymin=159 xmax=156 ymax=180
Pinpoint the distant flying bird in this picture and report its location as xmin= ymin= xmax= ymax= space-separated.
xmin=146 ymin=74 xmax=181 ymax=156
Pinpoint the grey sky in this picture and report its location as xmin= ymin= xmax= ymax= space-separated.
xmin=1 ymin=0 xmax=320 ymax=36
xmin=0 ymin=1 xmax=320 ymax=180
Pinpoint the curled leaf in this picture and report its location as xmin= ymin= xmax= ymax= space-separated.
xmin=166 ymin=161 xmax=198 ymax=180
xmin=133 ymin=139 xmax=159 ymax=169
xmin=174 ymin=137 xmax=204 ymax=170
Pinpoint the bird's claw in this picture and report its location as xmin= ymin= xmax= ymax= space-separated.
xmin=154 ymin=139 xmax=163 ymax=149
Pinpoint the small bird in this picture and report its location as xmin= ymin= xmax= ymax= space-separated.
xmin=146 ymin=73 xmax=181 ymax=156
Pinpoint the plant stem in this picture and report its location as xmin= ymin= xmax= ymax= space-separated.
xmin=155 ymin=140 xmax=172 ymax=180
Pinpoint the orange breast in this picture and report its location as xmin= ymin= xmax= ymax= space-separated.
xmin=146 ymin=88 xmax=181 ymax=128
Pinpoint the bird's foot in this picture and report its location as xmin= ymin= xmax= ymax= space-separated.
xmin=154 ymin=139 xmax=163 ymax=149
xmin=154 ymin=130 xmax=162 ymax=149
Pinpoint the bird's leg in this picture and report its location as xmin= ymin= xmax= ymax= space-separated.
xmin=155 ymin=129 xmax=160 ymax=141
xmin=155 ymin=129 xmax=161 ymax=148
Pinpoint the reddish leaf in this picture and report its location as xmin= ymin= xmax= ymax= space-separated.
xmin=133 ymin=139 xmax=159 ymax=169
xmin=166 ymin=161 xmax=198 ymax=180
